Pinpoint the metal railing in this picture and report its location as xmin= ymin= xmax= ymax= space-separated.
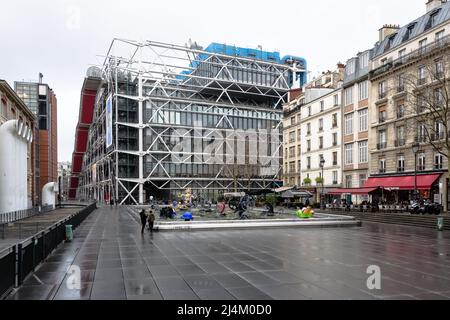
xmin=370 ymin=34 xmax=450 ymax=79
xmin=377 ymin=142 xmax=387 ymax=150
xmin=0 ymin=205 xmax=54 ymax=225
xmin=0 ymin=202 xmax=97 ymax=299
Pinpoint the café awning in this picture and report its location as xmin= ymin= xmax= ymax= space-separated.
xmin=327 ymin=188 xmax=379 ymax=195
xmin=363 ymin=174 xmax=441 ymax=190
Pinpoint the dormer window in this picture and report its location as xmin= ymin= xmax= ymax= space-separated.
xmin=385 ymin=34 xmax=397 ymax=51
xmin=403 ymin=23 xmax=416 ymax=42
xmin=425 ymin=9 xmax=441 ymax=30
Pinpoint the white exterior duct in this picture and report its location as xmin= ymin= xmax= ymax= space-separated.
xmin=0 ymin=120 xmax=33 ymax=213
xmin=42 ymin=182 xmax=58 ymax=209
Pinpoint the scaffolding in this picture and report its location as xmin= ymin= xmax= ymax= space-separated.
xmin=76 ymin=38 xmax=307 ymax=204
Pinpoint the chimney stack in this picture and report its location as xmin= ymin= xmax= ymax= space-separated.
xmin=379 ymin=24 xmax=400 ymax=42
xmin=426 ymin=0 xmax=447 ymax=13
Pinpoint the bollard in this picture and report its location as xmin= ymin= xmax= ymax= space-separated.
xmin=437 ymin=217 xmax=444 ymax=231
xmin=65 ymin=225 xmax=73 ymax=242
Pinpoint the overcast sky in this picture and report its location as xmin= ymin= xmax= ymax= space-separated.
xmin=0 ymin=0 xmax=427 ymax=162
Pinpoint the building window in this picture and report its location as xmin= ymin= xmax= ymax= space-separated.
xmin=397 ymin=155 xmax=405 ymax=172
xmin=307 ymin=157 xmax=311 ymax=170
xmin=358 ymin=141 xmax=368 ymax=164
xmin=419 ymin=38 xmax=428 ymax=54
xmin=397 ymin=103 xmax=405 ymax=119
xmin=359 ymin=174 xmax=367 ymax=187
xmin=435 ymin=153 xmax=443 ymax=169
xmin=345 ymin=175 xmax=352 ymax=188
xmin=378 ymin=130 xmax=387 ymax=149
xmin=289 ymin=131 xmax=296 ymax=143
xmin=358 ymin=109 xmax=368 ymax=132
xmin=332 ymin=171 xmax=338 ymax=185
xmin=344 ymin=87 xmax=353 ymax=105
xmin=289 ymin=161 xmax=296 ymax=173
xmin=434 ymin=120 xmax=444 ymax=140
xmin=398 ymin=74 xmax=405 ymax=92
xmin=319 ymin=136 xmax=323 ymax=149
xmin=435 ymin=30 xmax=445 ymax=43
xmin=345 ymin=144 xmax=353 ymax=165
xmin=333 ymin=152 xmax=338 ymax=166
xmin=297 ymin=145 xmax=301 ymax=156
xmin=344 ymin=113 xmax=353 ymax=135
xmin=396 ymin=126 xmax=405 ymax=146
xmin=297 ymin=129 xmax=301 ymax=141
xmin=308 ymin=106 xmax=311 ymax=117
xmin=333 ymin=94 xmax=339 ymax=106
xmin=418 ymin=65 xmax=426 ymax=84
xmin=378 ymin=81 xmax=386 ymax=99
xmin=436 ymin=59 xmax=444 ymax=78
xmin=346 ymin=60 xmax=355 ymax=75
xmin=379 ymin=158 xmax=386 ymax=173
xmin=379 ymin=106 xmax=387 ymax=123
xmin=359 ymin=52 xmax=369 ymax=69
xmin=307 ymin=123 xmax=311 ymax=135
xmin=320 ymin=101 xmax=324 ymax=112
xmin=418 ymin=122 xmax=427 ymax=142
xmin=332 ymin=132 xmax=338 ymax=146
xmin=332 ymin=113 xmax=338 ymax=128
xmin=307 ymin=139 xmax=311 ymax=152
xmin=435 ymin=87 xmax=444 ymax=107
xmin=318 ymin=118 xmax=323 ymax=131
xmin=398 ymin=49 xmax=406 ymax=60
xmin=418 ymin=153 xmax=426 ymax=171
xmin=417 ymin=95 xmax=426 ymax=113
xmin=358 ymin=81 xmax=368 ymax=101
xmin=290 ymin=117 xmax=296 ymax=126
xmin=289 ymin=146 xmax=295 ymax=158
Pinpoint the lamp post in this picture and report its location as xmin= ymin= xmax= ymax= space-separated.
xmin=320 ymin=157 xmax=325 ymax=210
xmin=412 ymin=142 xmax=420 ymax=201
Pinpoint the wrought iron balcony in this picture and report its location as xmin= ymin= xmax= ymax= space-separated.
xmin=395 ymin=139 xmax=406 ymax=147
xmin=377 ymin=142 xmax=387 ymax=150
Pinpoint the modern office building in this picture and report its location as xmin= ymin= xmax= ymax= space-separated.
xmin=0 ymin=80 xmax=37 ymax=210
xmin=72 ymin=39 xmax=307 ymax=204
xmin=15 ymin=77 xmax=58 ymax=195
xmin=367 ymin=0 xmax=450 ymax=208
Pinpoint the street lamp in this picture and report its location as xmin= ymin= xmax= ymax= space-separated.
xmin=412 ymin=141 xmax=420 ymax=201
xmin=320 ymin=157 xmax=325 ymax=209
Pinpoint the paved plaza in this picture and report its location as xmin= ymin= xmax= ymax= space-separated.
xmin=7 ymin=206 xmax=450 ymax=300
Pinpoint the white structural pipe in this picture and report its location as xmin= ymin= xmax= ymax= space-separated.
xmin=42 ymin=182 xmax=58 ymax=209
xmin=0 ymin=120 xmax=33 ymax=213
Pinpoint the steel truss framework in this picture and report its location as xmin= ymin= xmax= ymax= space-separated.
xmin=77 ymin=39 xmax=305 ymax=204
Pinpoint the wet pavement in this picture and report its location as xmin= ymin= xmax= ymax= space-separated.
xmin=7 ymin=206 xmax=450 ymax=300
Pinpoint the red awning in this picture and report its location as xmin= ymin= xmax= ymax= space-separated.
xmin=363 ymin=174 xmax=441 ymax=190
xmin=327 ymin=188 xmax=379 ymax=195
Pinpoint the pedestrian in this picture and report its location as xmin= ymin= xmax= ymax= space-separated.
xmin=139 ymin=209 xmax=147 ymax=234
xmin=147 ymin=209 xmax=155 ymax=232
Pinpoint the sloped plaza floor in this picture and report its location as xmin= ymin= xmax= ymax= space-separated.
xmin=7 ymin=205 xmax=450 ymax=300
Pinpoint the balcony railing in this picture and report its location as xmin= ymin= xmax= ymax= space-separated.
xmin=431 ymin=132 xmax=445 ymax=141
xmin=333 ymin=161 xmax=338 ymax=166
xmin=397 ymin=167 xmax=405 ymax=173
xmin=418 ymin=165 xmax=426 ymax=171
xmin=379 ymin=115 xmax=386 ymax=123
xmin=370 ymin=34 xmax=450 ymax=79
xmin=307 ymin=165 xmax=311 ymax=170
xmin=395 ymin=139 xmax=406 ymax=147
xmin=397 ymin=86 xmax=405 ymax=93
xmin=379 ymin=168 xmax=386 ymax=173
xmin=377 ymin=142 xmax=387 ymax=150
xmin=417 ymin=78 xmax=426 ymax=85
xmin=397 ymin=110 xmax=404 ymax=118
xmin=378 ymin=92 xmax=387 ymax=99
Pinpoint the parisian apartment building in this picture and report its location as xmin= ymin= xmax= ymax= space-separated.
xmin=283 ymin=65 xmax=344 ymax=201
xmin=341 ymin=49 xmax=371 ymax=202
xmin=367 ymin=0 xmax=450 ymax=207
xmin=283 ymin=0 xmax=450 ymax=208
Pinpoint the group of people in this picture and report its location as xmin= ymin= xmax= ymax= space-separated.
xmin=139 ymin=206 xmax=156 ymax=233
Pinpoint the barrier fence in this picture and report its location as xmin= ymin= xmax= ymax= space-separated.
xmin=0 ymin=202 xmax=97 ymax=299
xmin=0 ymin=205 xmax=54 ymax=224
